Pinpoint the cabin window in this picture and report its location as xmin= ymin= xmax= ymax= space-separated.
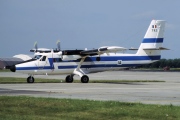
xmin=53 ymin=58 xmax=62 ymax=62
xmin=53 ymin=58 xmax=56 ymax=62
xmin=96 ymin=57 xmax=101 ymax=61
xmin=56 ymin=58 xmax=62 ymax=62
xmin=33 ymin=55 xmax=42 ymax=60
xmin=41 ymin=56 xmax=46 ymax=61
xmin=117 ymin=60 xmax=122 ymax=65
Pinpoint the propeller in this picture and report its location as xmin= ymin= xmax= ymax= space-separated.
xmin=30 ymin=41 xmax=38 ymax=52
xmin=56 ymin=40 xmax=61 ymax=51
xmin=34 ymin=41 xmax=38 ymax=51
xmin=30 ymin=41 xmax=51 ymax=53
xmin=56 ymin=40 xmax=63 ymax=58
xmin=30 ymin=40 xmax=62 ymax=53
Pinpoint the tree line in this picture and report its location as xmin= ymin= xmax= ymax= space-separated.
xmin=141 ymin=58 xmax=180 ymax=68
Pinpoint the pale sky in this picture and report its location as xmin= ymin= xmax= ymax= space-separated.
xmin=0 ymin=0 xmax=179 ymax=58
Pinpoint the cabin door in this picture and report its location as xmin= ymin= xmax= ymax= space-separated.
xmin=38 ymin=56 xmax=47 ymax=69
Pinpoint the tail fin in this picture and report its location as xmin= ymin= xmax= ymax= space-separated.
xmin=136 ymin=20 xmax=166 ymax=57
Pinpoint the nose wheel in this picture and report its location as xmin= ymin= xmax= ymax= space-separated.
xmin=65 ymin=75 xmax=74 ymax=83
xmin=27 ymin=76 xmax=34 ymax=83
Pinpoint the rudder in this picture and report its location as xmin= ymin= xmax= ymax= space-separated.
xmin=136 ymin=20 xmax=166 ymax=57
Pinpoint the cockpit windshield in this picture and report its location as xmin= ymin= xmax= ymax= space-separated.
xmin=33 ymin=55 xmax=42 ymax=60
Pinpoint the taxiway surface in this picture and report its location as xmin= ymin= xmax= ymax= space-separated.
xmin=0 ymin=71 xmax=180 ymax=105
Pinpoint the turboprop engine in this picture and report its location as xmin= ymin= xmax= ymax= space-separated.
xmin=57 ymin=50 xmax=83 ymax=61
xmin=62 ymin=55 xmax=82 ymax=60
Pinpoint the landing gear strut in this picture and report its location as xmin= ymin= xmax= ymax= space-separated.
xmin=65 ymin=57 xmax=90 ymax=83
xmin=27 ymin=76 xmax=34 ymax=83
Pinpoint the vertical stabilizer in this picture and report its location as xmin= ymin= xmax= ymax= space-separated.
xmin=136 ymin=20 xmax=166 ymax=57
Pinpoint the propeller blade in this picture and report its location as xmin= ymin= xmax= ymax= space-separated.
xmin=56 ymin=40 xmax=60 ymax=50
xmin=34 ymin=41 xmax=38 ymax=50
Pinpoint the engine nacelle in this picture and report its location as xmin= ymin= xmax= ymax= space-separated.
xmin=62 ymin=55 xmax=82 ymax=60
xmin=57 ymin=51 xmax=63 ymax=56
xmin=99 ymin=46 xmax=127 ymax=53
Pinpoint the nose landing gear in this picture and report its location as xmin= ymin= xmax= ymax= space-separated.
xmin=65 ymin=75 xmax=74 ymax=83
xmin=27 ymin=76 xmax=34 ymax=83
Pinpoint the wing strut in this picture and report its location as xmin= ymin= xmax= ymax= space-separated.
xmin=73 ymin=57 xmax=86 ymax=77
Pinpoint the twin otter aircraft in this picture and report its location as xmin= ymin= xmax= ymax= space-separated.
xmin=10 ymin=20 xmax=167 ymax=83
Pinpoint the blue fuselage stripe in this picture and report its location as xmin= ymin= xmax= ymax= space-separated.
xmin=142 ymin=38 xmax=163 ymax=43
xmin=16 ymin=66 xmax=53 ymax=70
xmin=16 ymin=55 xmax=161 ymax=70
xmin=58 ymin=64 xmax=142 ymax=69
xmin=82 ymin=55 xmax=160 ymax=62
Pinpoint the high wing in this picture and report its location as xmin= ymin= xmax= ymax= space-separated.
xmin=57 ymin=46 xmax=127 ymax=61
xmin=80 ymin=46 xmax=127 ymax=56
xmin=61 ymin=46 xmax=127 ymax=56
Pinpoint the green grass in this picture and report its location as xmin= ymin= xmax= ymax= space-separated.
xmin=0 ymin=69 xmax=10 ymax=72
xmin=0 ymin=96 xmax=179 ymax=120
xmin=0 ymin=77 xmax=165 ymax=84
xmin=169 ymin=68 xmax=180 ymax=71
xmin=0 ymin=77 xmax=62 ymax=84
xmin=131 ymin=68 xmax=180 ymax=71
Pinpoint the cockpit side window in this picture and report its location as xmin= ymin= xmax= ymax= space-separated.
xmin=41 ymin=56 xmax=46 ymax=61
xmin=33 ymin=55 xmax=42 ymax=60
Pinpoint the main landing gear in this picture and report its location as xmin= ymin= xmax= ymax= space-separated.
xmin=65 ymin=57 xmax=89 ymax=83
xmin=65 ymin=74 xmax=89 ymax=83
xmin=81 ymin=75 xmax=89 ymax=83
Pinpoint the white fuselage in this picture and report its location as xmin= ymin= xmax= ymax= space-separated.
xmin=15 ymin=52 xmax=158 ymax=75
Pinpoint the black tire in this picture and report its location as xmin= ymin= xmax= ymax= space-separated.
xmin=65 ymin=75 xmax=73 ymax=83
xmin=81 ymin=75 xmax=89 ymax=83
xmin=27 ymin=76 xmax=34 ymax=83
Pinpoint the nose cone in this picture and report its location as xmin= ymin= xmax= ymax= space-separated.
xmin=10 ymin=65 xmax=16 ymax=72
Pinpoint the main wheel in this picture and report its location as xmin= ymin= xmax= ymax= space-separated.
xmin=81 ymin=75 xmax=89 ymax=83
xmin=27 ymin=76 xmax=34 ymax=83
xmin=65 ymin=75 xmax=74 ymax=83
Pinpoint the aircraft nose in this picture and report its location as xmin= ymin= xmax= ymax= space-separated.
xmin=10 ymin=65 xmax=16 ymax=72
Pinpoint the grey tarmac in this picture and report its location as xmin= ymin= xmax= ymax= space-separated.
xmin=0 ymin=71 xmax=180 ymax=105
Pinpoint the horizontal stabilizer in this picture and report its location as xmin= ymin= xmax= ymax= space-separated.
xmin=143 ymin=47 xmax=169 ymax=50
xmin=129 ymin=47 xmax=169 ymax=51
xmin=129 ymin=48 xmax=138 ymax=50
